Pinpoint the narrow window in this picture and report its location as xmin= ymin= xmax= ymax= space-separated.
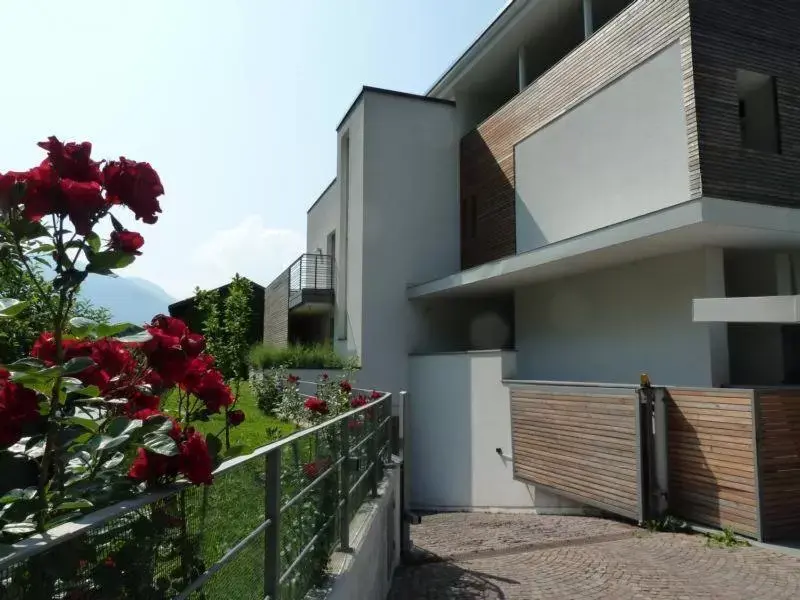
xmin=736 ymin=70 xmax=781 ymax=153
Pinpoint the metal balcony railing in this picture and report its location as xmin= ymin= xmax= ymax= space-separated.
xmin=288 ymin=253 xmax=334 ymax=309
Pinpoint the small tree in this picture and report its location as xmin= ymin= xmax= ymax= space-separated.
xmin=195 ymin=273 xmax=252 ymax=448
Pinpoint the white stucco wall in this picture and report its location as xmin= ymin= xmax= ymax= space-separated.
xmin=515 ymin=249 xmax=729 ymax=387
xmin=407 ymin=351 xmax=583 ymax=512
xmin=514 ymin=42 xmax=691 ymax=253
xmin=306 ymin=179 xmax=339 ymax=255
xmin=354 ymin=91 xmax=460 ymax=395
xmin=335 ymin=102 xmax=365 ymax=361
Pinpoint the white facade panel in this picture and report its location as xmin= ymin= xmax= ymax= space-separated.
xmin=515 ymin=250 xmax=728 ymax=387
xmin=514 ymin=42 xmax=691 ymax=253
xmin=408 ymin=351 xmax=582 ymax=511
xmin=306 ymin=180 xmax=339 ymax=255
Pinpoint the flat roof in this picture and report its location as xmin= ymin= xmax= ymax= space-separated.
xmin=307 ymin=178 xmax=337 ymax=214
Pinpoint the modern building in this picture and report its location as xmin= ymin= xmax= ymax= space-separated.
xmin=169 ymin=277 xmax=266 ymax=345
xmin=263 ymin=0 xmax=800 ymax=512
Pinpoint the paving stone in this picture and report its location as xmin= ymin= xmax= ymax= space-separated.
xmin=390 ymin=513 xmax=800 ymax=599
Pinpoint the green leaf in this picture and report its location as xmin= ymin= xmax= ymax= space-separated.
xmin=55 ymin=499 xmax=93 ymax=512
xmin=0 ymin=488 xmax=37 ymax=505
xmin=67 ymin=417 xmax=99 ymax=434
xmin=87 ymin=251 xmax=135 ymax=271
xmin=97 ymin=322 xmax=138 ymax=338
xmin=86 ymin=232 xmax=101 ymax=253
xmin=109 ymin=213 xmax=125 ymax=233
xmin=74 ymin=385 xmax=100 ymax=398
xmin=206 ymin=433 xmax=222 ymax=459
xmin=101 ymin=452 xmax=126 ymax=470
xmin=7 ymin=358 xmax=46 ymax=373
xmin=0 ymin=298 xmax=28 ymax=318
xmin=63 ymin=356 xmax=95 ymax=375
xmin=97 ymin=435 xmax=130 ymax=452
xmin=2 ymin=522 xmax=36 ymax=535
xmin=142 ymin=433 xmax=179 ymax=456
xmin=106 ymin=417 xmax=142 ymax=438
xmin=31 ymin=243 xmax=56 ymax=254
xmin=69 ymin=317 xmax=98 ymax=337
xmin=115 ymin=330 xmax=152 ymax=344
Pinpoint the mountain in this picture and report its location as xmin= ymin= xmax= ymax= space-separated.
xmin=80 ymin=273 xmax=176 ymax=326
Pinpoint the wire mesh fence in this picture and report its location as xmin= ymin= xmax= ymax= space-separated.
xmin=0 ymin=391 xmax=395 ymax=600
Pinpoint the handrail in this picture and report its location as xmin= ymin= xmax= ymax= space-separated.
xmin=0 ymin=391 xmax=392 ymax=571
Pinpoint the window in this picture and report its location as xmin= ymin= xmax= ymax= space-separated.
xmin=736 ymin=70 xmax=781 ymax=153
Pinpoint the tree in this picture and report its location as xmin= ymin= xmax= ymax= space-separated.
xmin=195 ymin=274 xmax=253 ymax=448
xmin=0 ymin=251 xmax=110 ymax=364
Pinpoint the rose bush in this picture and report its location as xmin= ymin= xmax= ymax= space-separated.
xmin=0 ymin=137 xmax=244 ymax=540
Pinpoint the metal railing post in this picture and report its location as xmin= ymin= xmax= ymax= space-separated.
xmin=369 ymin=401 xmax=380 ymax=498
xmin=399 ymin=391 xmax=412 ymax=558
xmin=339 ymin=418 xmax=351 ymax=551
xmin=264 ymin=448 xmax=281 ymax=600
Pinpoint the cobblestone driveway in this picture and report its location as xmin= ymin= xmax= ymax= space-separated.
xmin=389 ymin=514 xmax=800 ymax=599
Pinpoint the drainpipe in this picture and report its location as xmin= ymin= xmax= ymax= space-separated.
xmin=582 ymin=0 xmax=594 ymax=38
xmin=517 ymin=45 xmax=528 ymax=92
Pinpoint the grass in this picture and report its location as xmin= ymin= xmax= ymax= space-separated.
xmin=248 ymin=343 xmax=358 ymax=370
xmin=705 ymin=526 xmax=750 ymax=549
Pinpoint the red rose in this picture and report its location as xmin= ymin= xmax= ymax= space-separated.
xmin=321 ymin=373 xmax=329 ymax=381
xmin=150 ymin=314 xmax=188 ymax=338
xmin=109 ymin=230 xmax=144 ymax=255
xmin=37 ymin=136 xmax=102 ymax=184
xmin=148 ymin=346 xmax=188 ymax=387
xmin=350 ymin=395 xmax=368 ymax=408
xmin=302 ymin=458 xmax=332 ymax=480
xmin=103 ymin=158 xmax=164 ymax=224
xmin=192 ymin=369 xmax=233 ymax=413
xmin=123 ymin=391 xmax=160 ymax=415
xmin=181 ymin=333 xmax=205 ymax=357
xmin=144 ymin=369 xmax=165 ymax=393
xmin=287 ymin=374 xmax=299 ymax=384
xmin=0 ymin=368 xmax=9 ymax=380
xmin=227 ymin=409 xmax=245 ymax=427
xmin=58 ymin=179 xmax=106 ymax=235
xmin=370 ymin=390 xmax=382 ymax=400
xmin=181 ymin=354 xmax=215 ymax=390
xmin=179 ymin=428 xmax=213 ymax=485
xmin=31 ymin=333 xmax=93 ymax=366
xmin=340 ymin=380 xmax=352 ymax=393
xmin=304 ymin=396 xmax=328 ymax=415
xmin=0 ymin=380 xmax=39 ymax=447
xmin=91 ymin=339 xmax=135 ymax=377
xmin=128 ymin=447 xmax=179 ymax=483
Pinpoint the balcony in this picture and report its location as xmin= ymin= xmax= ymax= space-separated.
xmin=288 ymin=253 xmax=334 ymax=311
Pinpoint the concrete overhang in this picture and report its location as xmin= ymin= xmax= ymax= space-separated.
xmin=407 ymin=197 xmax=800 ymax=299
xmin=693 ymin=296 xmax=800 ymax=324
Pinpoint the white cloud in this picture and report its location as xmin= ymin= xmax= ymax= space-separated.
xmin=175 ymin=215 xmax=304 ymax=296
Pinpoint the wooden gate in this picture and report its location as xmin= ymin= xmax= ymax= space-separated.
xmin=509 ymin=382 xmax=645 ymax=521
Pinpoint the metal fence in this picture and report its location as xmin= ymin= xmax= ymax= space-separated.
xmin=0 ymin=389 xmax=395 ymax=600
xmin=288 ymin=254 xmax=334 ymax=294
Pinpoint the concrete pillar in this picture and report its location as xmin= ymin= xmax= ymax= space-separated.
xmin=582 ymin=0 xmax=594 ymax=38
xmin=704 ymin=248 xmax=730 ymax=386
xmin=517 ymin=46 xmax=528 ymax=92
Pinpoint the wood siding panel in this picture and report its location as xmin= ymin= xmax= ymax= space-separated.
xmin=756 ymin=390 xmax=800 ymax=541
xmin=263 ymin=271 xmax=289 ymax=348
xmin=510 ymin=385 xmax=640 ymax=519
xmin=460 ymin=0 xmax=695 ymax=269
xmin=690 ymin=0 xmax=800 ymax=206
xmin=666 ymin=387 xmax=759 ymax=537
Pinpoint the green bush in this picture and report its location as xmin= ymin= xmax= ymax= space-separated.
xmin=249 ymin=343 xmax=358 ymax=370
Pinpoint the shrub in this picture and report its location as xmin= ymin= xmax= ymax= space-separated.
xmin=248 ymin=343 xmax=358 ymax=370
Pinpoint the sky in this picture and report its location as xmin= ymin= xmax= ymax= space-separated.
xmin=0 ymin=0 xmax=506 ymax=300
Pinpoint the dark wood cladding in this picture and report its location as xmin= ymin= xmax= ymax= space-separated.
xmin=263 ymin=270 xmax=289 ymax=348
xmin=690 ymin=0 xmax=800 ymax=206
xmin=755 ymin=389 xmax=800 ymax=541
xmin=459 ymin=0 xmax=695 ymax=270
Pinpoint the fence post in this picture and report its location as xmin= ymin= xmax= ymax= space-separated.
xmin=369 ymin=400 xmax=380 ymax=498
xmin=264 ymin=448 xmax=281 ymax=600
xmin=399 ymin=391 xmax=412 ymax=559
xmin=339 ymin=418 xmax=351 ymax=551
